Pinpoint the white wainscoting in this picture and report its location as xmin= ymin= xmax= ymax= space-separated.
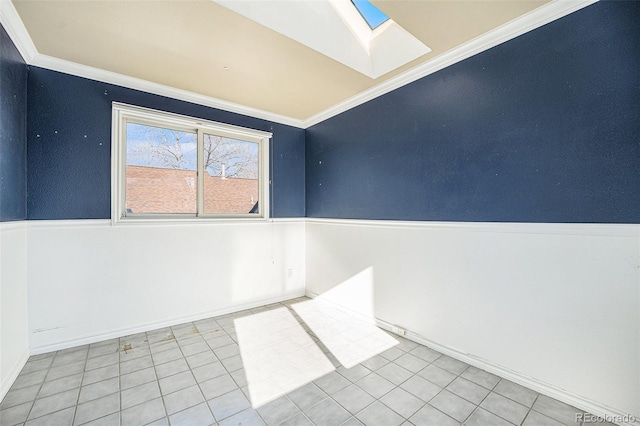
xmin=0 ymin=221 xmax=29 ymax=401
xmin=305 ymin=219 xmax=640 ymax=424
xmin=26 ymin=219 xmax=305 ymax=353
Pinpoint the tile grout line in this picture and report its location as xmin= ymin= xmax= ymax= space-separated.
xmin=119 ymin=337 xmax=127 ymax=426
xmin=120 ymin=329 xmax=165 ymax=425
xmin=71 ymin=346 xmax=91 ymax=426
xmin=287 ymin=315 xmax=425 ymax=424
xmin=388 ymin=353 xmax=459 ymax=423
xmin=413 ymin=355 xmax=518 ymax=425
xmin=520 ymin=393 xmax=542 ymax=426
xmin=5 ymin=297 xmax=593 ymax=426
xmin=309 ymin=325 xmax=433 ymax=424
xmin=159 ymin=325 xmax=195 ymax=424
xmin=353 ymin=347 xmax=492 ymax=423
xmin=281 ymin=302 xmax=396 ymax=424
xmin=179 ymin=305 xmax=272 ymax=424
xmin=459 ymin=372 xmax=504 ymax=426
xmin=125 ymin=332 xmax=153 ymax=426
xmin=251 ymin=301 xmax=303 ymax=426
xmin=174 ymin=320 xmax=219 ymax=424
xmin=208 ymin=313 xmax=254 ymax=424
xmin=19 ymin=353 xmax=53 ymax=424
xmin=29 ymin=347 xmax=90 ymax=425
xmin=81 ymin=342 xmax=121 ymax=426
xmin=394 ymin=364 xmax=452 ymax=424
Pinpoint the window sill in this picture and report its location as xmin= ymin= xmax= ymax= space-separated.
xmin=111 ymin=216 xmax=271 ymax=226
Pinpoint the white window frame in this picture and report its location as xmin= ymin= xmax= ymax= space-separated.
xmin=111 ymin=102 xmax=271 ymax=224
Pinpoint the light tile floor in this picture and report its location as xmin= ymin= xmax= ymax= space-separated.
xmin=0 ymin=297 xmax=613 ymax=426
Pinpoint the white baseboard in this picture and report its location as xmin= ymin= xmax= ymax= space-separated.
xmin=0 ymin=347 xmax=29 ymax=402
xmin=30 ymin=290 xmax=305 ymax=355
xmin=398 ymin=329 xmax=639 ymax=426
xmin=305 ymin=291 xmax=639 ymax=426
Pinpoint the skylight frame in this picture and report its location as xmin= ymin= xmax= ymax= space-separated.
xmin=215 ymin=0 xmax=431 ymax=79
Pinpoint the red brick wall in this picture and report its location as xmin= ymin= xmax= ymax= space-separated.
xmin=126 ymin=166 xmax=258 ymax=214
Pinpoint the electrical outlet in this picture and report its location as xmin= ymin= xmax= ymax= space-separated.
xmin=391 ymin=326 xmax=406 ymax=336
xmin=287 ymin=268 xmax=293 ymax=278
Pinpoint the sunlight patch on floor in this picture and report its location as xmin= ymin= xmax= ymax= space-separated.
xmin=292 ymin=298 xmax=398 ymax=369
xmin=234 ymin=307 xmax=334 ymax=408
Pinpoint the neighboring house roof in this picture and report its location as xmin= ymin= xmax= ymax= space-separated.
xmin=126 ymin=165 xmax=258 ymax=214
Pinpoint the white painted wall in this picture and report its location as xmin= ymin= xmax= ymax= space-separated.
xmin=9 ymin=216 xmax=640 ymax=423
xmin=0 ymin=221 xmax=29 ymax=401
xmin=305 ymin=219 xmax=640 ymax=421
xmin=26 ymin=219 xmax=305 ymax=352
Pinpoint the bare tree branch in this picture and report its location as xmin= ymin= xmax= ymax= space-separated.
xmin=129 ymin=125 xmax=258 ymax=179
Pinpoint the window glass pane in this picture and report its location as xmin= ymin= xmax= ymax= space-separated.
xmin=126 ymin=122 xmax=197 ymax=214
xmin=203 ymin=134 xmax=259 ymax=214
xmin=351 ymin=0 xmax=389 ymax=30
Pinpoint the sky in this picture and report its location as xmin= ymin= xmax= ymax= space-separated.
xmin=126 ymin=122 xmax=259 ymax=178
xmin=352 ymin=0 xmax=389 ymax=30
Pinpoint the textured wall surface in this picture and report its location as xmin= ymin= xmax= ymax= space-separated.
xmin=0 ymin=24 xmax=27 ymax=221
xmin=306 ymin=1 xmax=640 ymax=223
xmin=27 ymin=68 xmax=305 ymax=219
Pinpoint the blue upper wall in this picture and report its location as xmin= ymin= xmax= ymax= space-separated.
xmin=306 ymin=1 xmax=640 ymax=223
xmin=0 ymin=24 xmax=27 ymax=221
xmin=27 ymin=68 xmax=305 ymax=219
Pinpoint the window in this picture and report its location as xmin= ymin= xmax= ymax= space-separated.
xmin=111 ymin=103 xmax=271 ymax=222
xmin=351 ymin=0 xmax=390 ymax=30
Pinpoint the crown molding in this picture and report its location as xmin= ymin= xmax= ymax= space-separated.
xmin=2 ymin=0 xmax=597 ymax=130
xmin=30 ymin=55 xmax=306 ymax=129
xmin=302 ymin=0 xmax=599 ymax=128
xmin=0 ymin=0 xmax=37 ymax=62
xmin=0 ymin=0 xmax=305 ymax=129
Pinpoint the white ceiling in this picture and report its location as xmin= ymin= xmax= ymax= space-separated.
xmin=2 ymin=0 xmax=596 ymax=128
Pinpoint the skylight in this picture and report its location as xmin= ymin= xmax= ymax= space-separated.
xmin=351 ymin=0 xmax=389 ymax=30
xmin=215 ymin=0 xmax=431 ymax=79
